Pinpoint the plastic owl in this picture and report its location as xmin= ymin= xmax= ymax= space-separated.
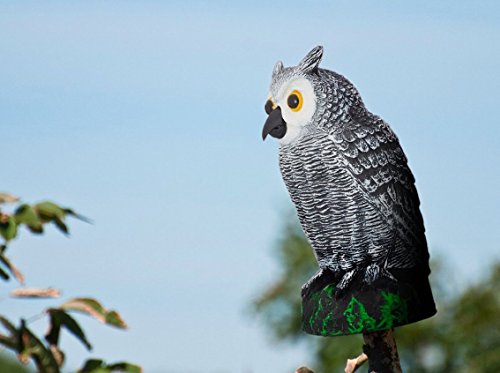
xmin=262 ymin=47 xmax=436 ymax=335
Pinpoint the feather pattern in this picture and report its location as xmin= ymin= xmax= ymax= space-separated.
xmin=276 ymin=66 xmax=429 ymax=289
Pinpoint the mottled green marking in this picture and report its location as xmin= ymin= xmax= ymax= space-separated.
xmin=305 ymin=284 xmax=410 ymax=336
xmin=310 ymin=292 xmax=323 ymax=330
xmin=309 ymin=285 xmax=342 ymax=335
xmin=321 ymin=312 xmax=331 ymax=335
xmin=321 ymin=312 xmax=343 ymax=336
xmin=323 ymin=284 xmax=335 ymax=297
xmin=343 ymin=297 xmax=377 ymax=334
xmin=377 ymin=291 xmax=408 ymax=329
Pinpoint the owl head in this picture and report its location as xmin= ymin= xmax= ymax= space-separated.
xmin=262 ymin=46 xmax=364 ymax=144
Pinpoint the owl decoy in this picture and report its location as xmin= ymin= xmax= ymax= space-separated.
xmin=262 ymin=46 xmax=432 ymax=303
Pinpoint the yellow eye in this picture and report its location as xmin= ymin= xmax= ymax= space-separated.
xmin=287 ymin=90 xmax=303 ymax=112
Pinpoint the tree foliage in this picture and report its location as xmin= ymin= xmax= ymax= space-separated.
xmin=0 ymin=354 xmax=31 ymax=373
xmin=252 ymin=215 xmax=500 ymax=372
xmin=0 ymin=193 xmax=141 ymax=373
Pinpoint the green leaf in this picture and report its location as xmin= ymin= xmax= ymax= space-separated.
xmin=0 ymin=316 xmax=18 ymax=336
xmin=0 ymin=252 xmax=24 ymax=284
xmin=46 ymin=309 xmax=92 ymax=350
xmin=0 ymin=216 xmax=18 ymax=241
xmin=0 ymin=265 xmax=10 ymax=281
xmin=49 ymin=344 xmax=65 ymax=367
xmin=33 ymin=201 xmax=66 ymax=223
xmin=0 ymin=246 xmax=9 ymax=281
xmin=104 ymin=311 xmax=127 ymax=329
xmin=61 ymin=298 xmax=128 ymax=329
xmin=32 ymin=201 xmax=90 ymax=235
xmin=63 ymin=208 xmax=93 ymax=224
xmin=53 ymin=216 xmax=69 ymax=235
xmin=62 ymin=298 xmax=105 ymax=319
xmin=0 ymin=333 xmax=17 ymax=349
xmin=107 ymin=362 xmax=142 ymax=372
xmin=80 ymin=359 xmax=104 ymax=369
xmin=18 ymin=320 xmax=60 ymax=372
xmin=79 ymin=359 xmax=106 ymax=373
xmin=78 ymin=359 xmax=142 ymax=373
xmin=14 ymin=204 xmax=43 ymax=234
xmin=0 ymin=316 xmax=19 ymax=349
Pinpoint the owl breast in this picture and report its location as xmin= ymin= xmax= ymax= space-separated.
xmin=279 ymin=132 xmax=394 ymax=272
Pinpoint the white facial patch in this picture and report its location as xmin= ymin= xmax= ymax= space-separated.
xmin=272 ymin=77 xmax=317 ymax=145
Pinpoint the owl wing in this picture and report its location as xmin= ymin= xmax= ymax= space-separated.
xmin=327 ymin=112 xmax=429 ymax=271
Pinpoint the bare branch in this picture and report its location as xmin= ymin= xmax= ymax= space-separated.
xmin=295 ymin=367 xmax=315 ymax=373
xmin=362 ymin=329 xmax=402 ymax=373
xmin=345 ymin=353 xmax=368 ymax=373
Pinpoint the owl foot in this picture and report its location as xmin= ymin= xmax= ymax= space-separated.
xmin=334 ymin=269 xmax=358 ymax=298
xmin=334 ymin=264 xmax=398 ymax=298
xmin=363 ymin=263 xmax=381 ymax=284
xmin=363 ymin=263 xmax=397 ymax=285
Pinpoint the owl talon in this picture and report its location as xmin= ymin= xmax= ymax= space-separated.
xmin=363 ymin=263 xmax=381 ymax=284
xmin=363 ymin=264 xmax=397 ymax=285
xmin=334 ymin=269 xmax=358 ymax=298
xmin=382 ymin=268 xmax=397 ymax=282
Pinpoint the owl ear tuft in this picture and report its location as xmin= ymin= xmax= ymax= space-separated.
xmin=272 ymin=60 xmax=284 ymax=78
xmin=298 ymin=46 xmax=323 ymax=73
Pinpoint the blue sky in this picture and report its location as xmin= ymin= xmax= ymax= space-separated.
xmin=1 ymin=1 xmax=499 ymax=372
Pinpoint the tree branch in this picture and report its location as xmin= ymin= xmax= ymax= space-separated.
xmin=344 ymin=353 xmax=368 ymax=373
xmin=362 ymin=329 xmax=402 ymax=373
xmin=295 ymin=367 xmax=314 ymax=373
xmin=295 ymin=329 xmax=401 ymax=373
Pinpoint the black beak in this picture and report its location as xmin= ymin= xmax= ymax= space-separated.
xmin=262 ymin=107 xmax=287 ymax=140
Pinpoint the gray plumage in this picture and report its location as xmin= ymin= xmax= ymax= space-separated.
xmin=263 ymin=46 xmax=429 ymax=292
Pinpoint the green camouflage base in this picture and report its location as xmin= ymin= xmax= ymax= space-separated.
xmin=301 ymin=268 xmax=436 ymax=336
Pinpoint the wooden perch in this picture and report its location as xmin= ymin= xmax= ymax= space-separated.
xmin=295 ymin=329 xmax=401 ymax=373
xmin=294 ymin=353 xmax=368 ymax=373
xmin=362 ymin=329 xmax=402 ymax=373
xmin=295 ymin=367 xmax=314 ymax=373
xmin=345 ymin=353 xmax=368 ymax=372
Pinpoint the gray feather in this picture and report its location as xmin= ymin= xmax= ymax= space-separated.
xmin=273 ymin=61 xmax=430 ymax=289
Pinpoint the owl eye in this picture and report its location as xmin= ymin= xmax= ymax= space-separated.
xmin=265 ymin=99 xmax=274 ymax=115
xmin=287 ymin=90 xmax=303 ymax=112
